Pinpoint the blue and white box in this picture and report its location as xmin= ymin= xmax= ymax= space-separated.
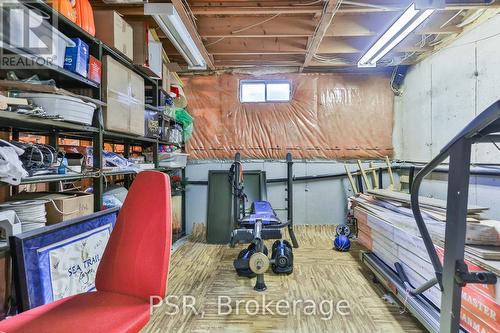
xmin=64 ymin=38 xmax=89 ymax=77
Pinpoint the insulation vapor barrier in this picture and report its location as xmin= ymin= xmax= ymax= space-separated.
xmin=182 ymin=73 xmax=394 ymax=160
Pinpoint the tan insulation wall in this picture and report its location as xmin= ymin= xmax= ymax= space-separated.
xmin=182 ymin=73 xmax=394 ymax=160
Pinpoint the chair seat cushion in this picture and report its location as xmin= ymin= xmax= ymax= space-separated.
xmin=0 ymin=291 xmax=150 ymax=333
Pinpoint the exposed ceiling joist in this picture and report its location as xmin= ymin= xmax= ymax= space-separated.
xmin=215 ymin=61 xmax=303 ymax=67
xmin=317 ymin=38 xmax=361 ymax=53
xmin=165 ymin=36 xmax=432 ymax=58
xmin=204 ymin=37 xmax=309 ymax=55
xmin=190 ymin=6 xmax=324 ymax=15
xmin=302 ymin=0 xmax=342 ymax=70
xmin=188 ymin=4 xmax=496 ymax=16
xmin=194 ymin=12 xmax=462 ymax=39
xmin=102 ymin=0 xmax=496 ymax=71
xmin=197 ymin=16 xmax=318 ymax=38
xmin=317 ymin=37 xmax=431 ymax=54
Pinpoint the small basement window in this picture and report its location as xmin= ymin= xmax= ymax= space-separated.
xmin=240 ymin=80 xmax=291 ymax=103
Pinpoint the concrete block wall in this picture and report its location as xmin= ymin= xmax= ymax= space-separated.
xmin=184 ymin=160 xmax=393 ymax=234
xmin=394 ymin=13 xmax=500 ymax=163
xmin=393 ymin=13 xmax=500 ymax=220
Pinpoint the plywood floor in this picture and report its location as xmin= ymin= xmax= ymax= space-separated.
xmin=142 ymin=225 xmax=424 ymax=333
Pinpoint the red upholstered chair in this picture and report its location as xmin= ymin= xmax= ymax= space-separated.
xmin=0 ymin=171 xmax=172 ymax=333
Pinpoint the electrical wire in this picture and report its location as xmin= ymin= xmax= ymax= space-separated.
xmin=181 ymin=0 xmax=198 ymax=28
xmin=457 ymin=9 xmax=487 ymax=28
xmin=313 ymin=54 xmax=353 ymax=65
xmin=490 ymin=137 xmax=500 ymax=152
xmin=308 ymin=0 xmax=343 ymax=54
xmin=440 ymin=9 xmax=463 ymax=29
xmin=342 ymin=0 xmax=394 ymax=10
xmin=204 ymin=13 xmax=282 ymax=48
xmin=231 ymin=14 xmax=281 ymax=34
xmin=292 ymin=0 xmax=323 ymax=6
xmin=389 ymin=66 xmax=401 ymax=95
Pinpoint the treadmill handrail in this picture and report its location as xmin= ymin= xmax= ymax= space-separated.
xmin=410 ymin=100 xmax=500 ymax=290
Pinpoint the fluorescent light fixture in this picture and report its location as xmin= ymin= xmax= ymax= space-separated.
xmin=358 ymin=4 xmax=434 ymax=67
xmin=371 ymin=9 xmax=434 ymax=64
xmin=145 ymin=3 xmax=206 ymax=70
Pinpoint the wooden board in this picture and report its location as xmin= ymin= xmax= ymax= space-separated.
xmin=142 ymin=225 xmax=424 ymax=333
xmin=368 ymin=189 xmax=488 ymax=213
xmin=353 ymin=195 xmax=500 ymax=246
xmin=465 ymin=245 xmax=500 ymax=260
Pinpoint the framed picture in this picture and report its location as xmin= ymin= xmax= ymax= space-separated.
xmin=10 ymin=208 xmax=119 ymax=311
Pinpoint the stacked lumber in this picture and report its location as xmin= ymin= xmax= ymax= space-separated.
xmin=353 ymin=190 xmax=500 ymax=333
xmin=361 ymin=189 xmax=499 ymax=246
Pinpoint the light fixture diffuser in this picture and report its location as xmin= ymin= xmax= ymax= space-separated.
xmin=145 ymin=3 xmax=206 ymax=70
xmin=358 ymin=4 xmax=434 ymax=67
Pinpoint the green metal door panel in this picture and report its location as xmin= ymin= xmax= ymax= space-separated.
xmin=206 ymin=171 xmax=233 ymax=244
xmin=206 ymin=170 xmax=267 ymax=244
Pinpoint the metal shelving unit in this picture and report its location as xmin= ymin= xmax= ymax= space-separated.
xmin=19 ymin=173 xmax=100 ymax=185
xmin=0 ymin=111 xmax=99 ymax=134
xmin=0 ymin=60 xmax=100 ymax=89
xmin=0 ymin=1 xmax=186 ymax=215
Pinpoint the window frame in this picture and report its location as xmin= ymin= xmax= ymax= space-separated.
xmin=239 ymin=80 xmax=292 ymax=103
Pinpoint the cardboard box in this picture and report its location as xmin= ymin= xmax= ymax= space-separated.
xmin=162 ymin=63 xmax=171 ymax=92
xmin=88 ymin=55 xmax=102 ymax=84
xmin=45 ymin=192 xmax=94 ymax=225
xmin=12 ymin=192 xmax=94 ymax=225
xmin=129 ymin=73 xmax=145 ymax=136
xmin=94 ymin=11 xmax=134 ymax=60
xmin=102 ymin=55 xmax=145 ymax=136
xmin=127 ymin=21 xmax=163 ymax=78
xmin=147 ymin=36 xmax=163 ymax=78
xmin=64 ymin=38 xmax=89 ymax=77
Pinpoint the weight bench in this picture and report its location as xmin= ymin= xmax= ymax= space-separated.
xmin=230 ymin=200 xmax=288 ymax=246
xmin=229 ymin=153 xmax=298 ymax=291
xmin=229 ymin=153 xmax=298 ymax=249
xmin=0 ymin=171 xmax=172 ymax=333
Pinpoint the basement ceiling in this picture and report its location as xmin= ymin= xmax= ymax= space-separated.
xmin=92 ymin=0 xmax=499 ymax=72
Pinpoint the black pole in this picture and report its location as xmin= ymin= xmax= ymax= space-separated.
xmin=286 ymin=153 xmax=293 ymax=224
xmin=356 ymin=175 xmax=364 ymax=194
xmin=378 ymin=167 xmax=383 ymax=189
xmin=233 ymin=153 xmax=241 ymax=230
xmin=286 ymin=153 xmax=299 ymax=248
xmin=408 ymin=166 xmax=415 ymax=192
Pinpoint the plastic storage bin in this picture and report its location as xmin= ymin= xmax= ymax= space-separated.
xmin=158 ymin=153 xmax=189 ymax=168
xmin=19 ymin=93 xmax=96 ymax=125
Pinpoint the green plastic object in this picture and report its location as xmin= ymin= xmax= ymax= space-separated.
xmin=163 ymin=105 xmax=176 ymax=119
xmin=175 ymin=108 xmax=194 ymax=140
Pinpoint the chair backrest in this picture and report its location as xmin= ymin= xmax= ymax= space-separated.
xmin=96 ymin=171 xmax=172 ymax=301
